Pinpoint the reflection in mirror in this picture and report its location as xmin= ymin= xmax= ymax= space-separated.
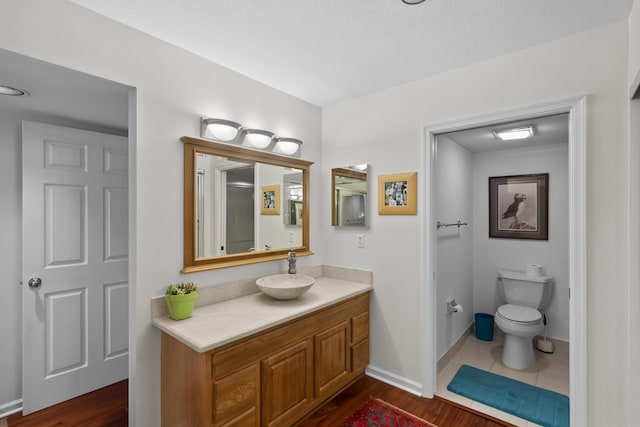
xmin=196 ymin=154 xmax=256 ymax=257
xmin=332 ymin=164 xmax=368 ymax=227
xmin=183 ymin=136 xmax=313 ymax=272
xmin=283 ymin=171 xmax=303 ymax=226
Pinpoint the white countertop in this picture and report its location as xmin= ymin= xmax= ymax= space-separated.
xmin=152 ymin=276 xmax=372 ymax=353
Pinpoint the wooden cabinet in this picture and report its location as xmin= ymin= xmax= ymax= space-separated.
xmin=261 ymin=339 xmax=313 ymax=427
xmin=314 ymin=320 xmax=350 ymax=400
xmin=161 ymin=292 xmax=369 ymax=427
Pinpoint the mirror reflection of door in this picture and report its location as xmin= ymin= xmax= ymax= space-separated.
xmin=283 ymin=171 xmax=303 ymax=225
xmin=196 ymin=154 xmax=256 ymax=257
xmin=225 ymin=166 xmax=255 ymax=254
xmin=196 ymin=169 xmax=205 ymax=257
xmin=338 ymin=192 xmax=366 ymax=226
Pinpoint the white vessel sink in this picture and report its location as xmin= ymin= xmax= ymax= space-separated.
xmin=256 ymin=274 xmax=315 ymax=300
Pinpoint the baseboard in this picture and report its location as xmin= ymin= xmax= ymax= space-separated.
xmin=0 ymin=399 xmax=22 ymax=418
xmin=437 ymin=324 xmax=472 ymax=373
xmin=365 ymin=365 xmax=423 ymax=396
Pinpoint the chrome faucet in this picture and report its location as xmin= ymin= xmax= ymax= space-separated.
xmin=287 ymin=250 xmax=297 ymax=274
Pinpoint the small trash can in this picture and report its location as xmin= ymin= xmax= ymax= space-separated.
xmin=475 ymin=313 xmax=494 ymax=341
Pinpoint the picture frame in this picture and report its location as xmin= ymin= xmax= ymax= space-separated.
xmin=378 ymin=172 xmax=417 ymax=215
xmin=489 ymin=173 xmax=548 ymax=240
xmin=261 ymin=185 xmax=280 ymax=215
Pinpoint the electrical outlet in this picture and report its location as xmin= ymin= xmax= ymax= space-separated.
xmin=357 ymin=234 xmax=365 ymax=248
xmin=289 ymin=231 xmax=294 ymax=243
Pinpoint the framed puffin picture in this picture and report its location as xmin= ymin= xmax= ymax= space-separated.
xmin=489 ymin=173 xmax=548 ymax=240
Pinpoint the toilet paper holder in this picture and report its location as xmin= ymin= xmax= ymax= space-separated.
xmin=446 ymin=297 xmax=463 ymax=314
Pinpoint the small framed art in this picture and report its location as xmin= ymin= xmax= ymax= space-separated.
xmin=261 ymin=185 xmax=280 ymax=215
xmin=378 ymin=172 xmax=417 ymax=215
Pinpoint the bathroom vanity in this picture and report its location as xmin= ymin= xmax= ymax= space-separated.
xmin=152 ymin=267 xmax=372 ymax=426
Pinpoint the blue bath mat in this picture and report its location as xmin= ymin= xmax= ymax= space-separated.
xmin=447 ymin=364 xmax=569 ymax=427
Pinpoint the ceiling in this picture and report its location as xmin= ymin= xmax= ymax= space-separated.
xmin=0 ymin=1 xmax=629 ymax=140
xmin=443 ymin=113 xmax=569 ymax=153
xmin=0 ymin=48 xmax=130 ymax=131
xmin=69 ymin=0 xmax=633 ymax=107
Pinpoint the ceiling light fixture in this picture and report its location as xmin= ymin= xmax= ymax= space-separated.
xmin=402 ymin=0 xmax=426 ymax=4
xmin=0 ymin=84 xmax=29 ymax=96
xmin=200 ymin=117 xmax=302 ymax=156
xmin=493 ymin=126 xmax=534 ymax=141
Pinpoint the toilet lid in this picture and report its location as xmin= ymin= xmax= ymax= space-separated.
xmin=497 ymin=304 xmax=542 ymax=324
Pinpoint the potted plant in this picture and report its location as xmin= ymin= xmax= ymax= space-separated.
xmin=164 ymin=282 xmax=198 ymax=320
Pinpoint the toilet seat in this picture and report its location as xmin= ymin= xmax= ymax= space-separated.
xmin=496 ymin=304 xmax=542 ymax=324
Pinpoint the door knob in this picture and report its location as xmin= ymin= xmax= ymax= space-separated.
xmin=28 ymin=277 xmax=42 ymax=288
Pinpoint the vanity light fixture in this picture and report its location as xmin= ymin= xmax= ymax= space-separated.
xmin=0 ymin=84 xmax=29 ymax=96
xmin=244 ymin=128 xmax=275 ymax=149
xmin=200 ymin=117 xmax=303 ymax=156
xmin=274 ymin=137 xmax=303 ymax=156
xmin=201 ymin=118 xmax=243 ymax=143
xmin=493 ymin=126 xmax=534 ymax=141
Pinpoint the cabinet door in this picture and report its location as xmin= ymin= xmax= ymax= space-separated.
xmin=261 ymin=339 xmax=313 ymax=427
xmin=213 ymin=364 xmax=259 ymax=426
xmin=314 ymin=320 xmax=350 ymax=399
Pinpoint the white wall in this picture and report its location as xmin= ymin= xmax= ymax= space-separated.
xmin=323 ymin=21 xmax=629 ymax=426
xmin=0 ymin=1 xmax=322 ymax=425
xmin=627 ymin=0 xmax=640 ymax=420
xmin=629 ymin=0 xmax=640 ymax=88
xmin=472 ymin=144 xmax=569 ymax=341
xmin=435 ymin=135 xmax=474 ymax=359
xmin=0 ymin=108 xmax=127 ymax=412
xmin=0 ymin=111 xmax=25 ymax=410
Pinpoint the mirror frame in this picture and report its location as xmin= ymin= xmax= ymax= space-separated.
xmin=181 ymin=135 xmax=313 ymax=273
xmin=331 ymin=167 xmax=368 ymax=227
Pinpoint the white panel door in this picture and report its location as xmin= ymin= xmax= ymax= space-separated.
xmin=21 ymin=121 xmax=128 ymax=414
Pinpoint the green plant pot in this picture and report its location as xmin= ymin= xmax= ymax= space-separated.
xmin=165 ymin=292 xmax=198 ymax=320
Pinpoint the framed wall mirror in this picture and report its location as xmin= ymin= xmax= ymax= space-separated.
xmin=331 ymin=164 xmax=369 ymax=227
xmin=182 ymin=136 xmax=313 ymax=272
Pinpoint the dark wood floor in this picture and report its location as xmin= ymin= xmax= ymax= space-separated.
xmin=299 ymin=375 xmax=515 ymax=427
xmin=5 ymin=376 xmax=513 ymax=427
xmin=6 ymin=380 xmax=128 ymax=427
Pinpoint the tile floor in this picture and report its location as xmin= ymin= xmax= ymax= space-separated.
xmin=437 ymin=331 xmax=570 ymax=427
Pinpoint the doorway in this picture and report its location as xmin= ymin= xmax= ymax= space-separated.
xmin=422 ymin=97 xmax=587 ymax=427
xmin=0 ymin=48 xmax=135 ymax=418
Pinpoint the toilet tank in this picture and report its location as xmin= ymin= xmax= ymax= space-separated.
xmin=497 ymin=269 xmax=554 ymax=310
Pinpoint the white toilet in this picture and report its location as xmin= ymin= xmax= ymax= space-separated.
xmin=494 ymin=269 xmax=553 ymax=370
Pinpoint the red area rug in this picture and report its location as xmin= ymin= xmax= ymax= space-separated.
xmin=341 ymin=397 xmax=437 ymax=427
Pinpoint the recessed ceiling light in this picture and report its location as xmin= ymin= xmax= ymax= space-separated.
xmin=0 ymin=84 xmax=29 ymax=96
xmin=493 ymin=126 xmax=534 ymax=141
